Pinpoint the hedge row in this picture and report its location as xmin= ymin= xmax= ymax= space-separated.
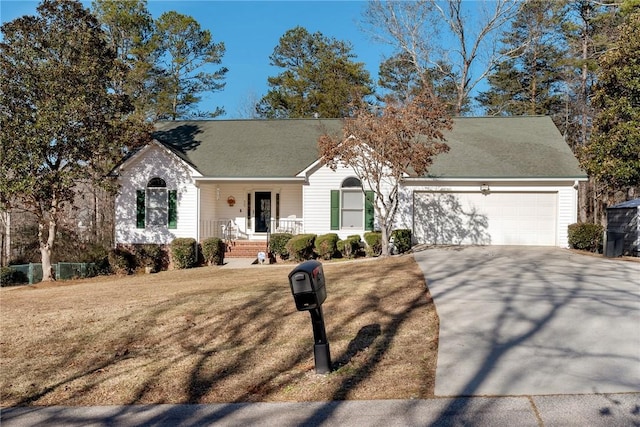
xmin=108 ymin=237 xmax=227 ymax=275
xmin=268 ymin=229 xmax=412 ymax=262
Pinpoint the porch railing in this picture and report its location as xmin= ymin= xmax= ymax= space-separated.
xmin=200 ymin=219 xmax=235 ymax=241
xmin=271 ymin=218 xmax=303 ymax=235
xmin=200 ymin=218 xmax=303 ymax=241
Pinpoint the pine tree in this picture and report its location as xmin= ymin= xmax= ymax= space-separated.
xmin=257 ymin=26 xmax=373 ymax=118
xmin=152 ymin=11 xmax=228 ymax=120
xmin=478 ymin=0 xmax=566 ymax=118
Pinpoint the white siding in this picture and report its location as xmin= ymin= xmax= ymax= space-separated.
xmin=403 ymin=181 xmax=578 ymax=248
xmin=557 ymin=186 xmax=579 ymax=248
xmin=115 ymin=144 xmax=199 ymax=245
xmin=304 ymin=164 xmax=370 ymax=239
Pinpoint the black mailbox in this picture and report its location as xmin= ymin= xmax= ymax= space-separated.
xmin=288 ymin=260 xmax=326 ymax=311
xmin=287 ymin=260 xmax=332 ymax=374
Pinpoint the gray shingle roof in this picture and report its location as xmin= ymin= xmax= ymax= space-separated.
xmin=153 ymin=119 xmax=342 ymax=178
xmin=152 ymin=116 xmax=586 ymax=179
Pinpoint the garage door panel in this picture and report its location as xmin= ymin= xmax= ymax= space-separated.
xmin=414 ymin=192 xmax=557 ymax=246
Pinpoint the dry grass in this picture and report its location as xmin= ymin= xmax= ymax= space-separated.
xmin=0 ymin=256 xmax=438 ymax=406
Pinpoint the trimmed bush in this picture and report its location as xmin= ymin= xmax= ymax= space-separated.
xmin=568 ymin=223 xmax=604 ymax=253
xmin=1 ymin=267 xmax=28 ymax=287
xmin=269 ymin=233 xmax=294 ymax=260
xmin=338 ymin=235 xmax=363 ymax=258
xmin=171 ymin=238 xmax=198 ymax=269
xmin=202 ymin=237 xmax=226 ymax=265
xmin=391 ymin=229 xmax=412 ymax=254
xmin=285 ymin=234 xmax=317 ymax=261
xmin=108 ymin=247 xmax=136 ymax=275
xmin=315 ymin=233 xmax=339 ymax=260
xmin=364 ymin=231 xmax=382 ymax=257
xmin=136 ymin=244 xmax=165 ymax=272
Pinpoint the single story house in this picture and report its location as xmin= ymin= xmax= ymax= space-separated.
xmin=113 ymin=116 xmax=587 ymax=248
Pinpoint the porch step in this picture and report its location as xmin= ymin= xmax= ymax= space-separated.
xmin=225 ymin=241 xmax=269 ymax=258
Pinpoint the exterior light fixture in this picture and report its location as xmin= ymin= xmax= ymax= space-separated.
xmin=480 ymin=184 xmax=490 ymax=195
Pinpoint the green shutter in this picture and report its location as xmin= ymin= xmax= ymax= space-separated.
xmin=168 ymin=190 xmax=177 ymax=229
xmin=330 ymin=190 xmax=340 ymax=230
xmin=136 ymin=190 xmax=145 ymax=228
xmin=365 ymin=190 xmax=375 ymax=231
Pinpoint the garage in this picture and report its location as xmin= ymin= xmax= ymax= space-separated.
xmin=413 ymin=191 xmax=558 ymax=246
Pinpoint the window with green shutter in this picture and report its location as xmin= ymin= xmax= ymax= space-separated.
xmin=332 ymin=178 xmax=372 ymax=231
xmin=365 ymin=190 xmax=375 ymax=231
xmin=137 ymin=178 xmax=177 ymax=229
xmin=330 ymin=190 xmax=340 ymax=230
xmin=168 ymin=190 xmax=177 ymax=229
xmin=136 ymin=190 xmax=145 ymax=228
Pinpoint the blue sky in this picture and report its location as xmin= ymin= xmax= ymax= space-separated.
xmin=1 ymin=0 xmax=396 ymax=119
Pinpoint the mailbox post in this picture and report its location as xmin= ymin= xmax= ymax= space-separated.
xmin=288 ymin=260 xmax=332 ymax=374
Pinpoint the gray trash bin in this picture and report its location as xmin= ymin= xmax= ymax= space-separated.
xmin=605 ymin=231 xmax=624 ymax=257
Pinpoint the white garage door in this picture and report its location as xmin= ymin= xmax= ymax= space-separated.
xmin=413 ymin=191 xmax=558 ymax=246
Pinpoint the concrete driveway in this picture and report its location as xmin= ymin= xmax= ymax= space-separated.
xmin=413 ymin=246 xmax=640 ymax=397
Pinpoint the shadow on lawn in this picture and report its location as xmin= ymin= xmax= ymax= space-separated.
xmin=5 ymin=257 xmax=437 ymax=426
xmin=4 ymin=249 xmax=639 ymax=426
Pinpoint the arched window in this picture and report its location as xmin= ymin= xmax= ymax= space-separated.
xmin=147 ymin=177 xmax=166 ymax=188
xmin=136 ymin=177 xmax=177 ymax=229
xmin=342 ymin=177 xmax=362 ymax=188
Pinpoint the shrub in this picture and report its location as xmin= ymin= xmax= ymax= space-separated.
xmin=171 ymin=238 xmax=198 ymax=269
xmin=285 ymin=234 xmax=317 ymax=261
xmin=364 ymin=231 xmax=382 ymax=257
xmin=568 ymin=223 xmax=604 ymax=253
xmin=202 ymin=237 xmax=226 ymax=265
xmin=135 ymin=244 xmax=166 ymax=272
xmin=0 ymin=267 xmax=28 ymax=287
xmin=81 ymin=243 xmax=110 ymax=275
xmin=108 ymin=247 xmax=136 ymax=275
xmin=391 ymin=229 xmax=412 ymax=254
xmin=315 ymin=233 xmax=339 ymax=260
xmin=269 ymin=233 xmax=294 ymax=260
xmin=338 ymin=235 xmax=363 ymax=258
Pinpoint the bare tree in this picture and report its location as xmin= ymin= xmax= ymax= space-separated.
xmin=319 ymin=91 xmax=452 ymax=256
xmin=363 ymin=0 xmax=522 ymax=115
xmin=236 ymin=89 xmax=262 ymax=119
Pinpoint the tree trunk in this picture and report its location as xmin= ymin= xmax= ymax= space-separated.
xmin=380 ymin=224 xmax=390 ymax=257
xmin=38 ymin=219 xmax=56 ymax=281
xmin=1 ymin=210 xmax=9 ymax=267
xmin=38 ymin=201 xmax=58 ymax=282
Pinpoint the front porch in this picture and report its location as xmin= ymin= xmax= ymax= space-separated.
xmin=197 ymin=181 xmax=305 ymax=244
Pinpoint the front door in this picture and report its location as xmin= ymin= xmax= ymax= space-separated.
xmin=255 ymin=192 xmax=271 ymax=232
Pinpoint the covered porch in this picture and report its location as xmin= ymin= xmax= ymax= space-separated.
xmin=197 ymin=180 xmax=305 ymax=242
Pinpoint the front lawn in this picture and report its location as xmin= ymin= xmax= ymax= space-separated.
xmin=0 ymin=256 xmax=438 ymax=406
